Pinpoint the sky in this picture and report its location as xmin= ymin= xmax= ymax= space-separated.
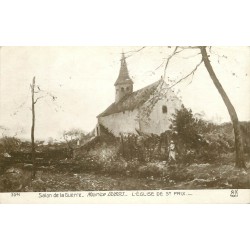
xmin=0 ymin=46 xmax=249 ymax=141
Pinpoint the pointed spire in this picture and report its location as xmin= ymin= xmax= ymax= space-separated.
xmin=114 ymin=52 xmax=133 ymax=86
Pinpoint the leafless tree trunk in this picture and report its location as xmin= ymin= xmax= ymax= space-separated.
xmin=200 ymin=46 xmax=246 ymax=169
xmin=31 ymin=76 xmax=36 ymax=166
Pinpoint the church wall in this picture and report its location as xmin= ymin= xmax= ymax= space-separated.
xmin=98 ymin=109 xmax=140 ymax=136
xmin=139 ymin=90 xmax=182 ymax=135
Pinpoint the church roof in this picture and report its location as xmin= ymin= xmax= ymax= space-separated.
xmin=114 ymin=53 xmax=134 ymax=86
xmin=97 ymin=80 xmax=161 ymax=118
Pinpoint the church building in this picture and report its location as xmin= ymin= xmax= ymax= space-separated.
xmin=96 ymin=53 xmax=182 ymax=137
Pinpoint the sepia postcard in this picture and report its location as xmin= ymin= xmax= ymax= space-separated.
xmin=0 ymin=46 xmax=249 ymax=203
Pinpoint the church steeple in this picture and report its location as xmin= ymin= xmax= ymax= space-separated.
xmin=115 ymin=52 xmax=134 ymax=103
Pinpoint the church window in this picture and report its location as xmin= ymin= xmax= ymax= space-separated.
xmin=162 ymin=105 xmax=168 ymax=114
xmin=126 ymin=87 xmax=129 ymax=91
xmin=121 ymin=87 xmax=124 ymax=92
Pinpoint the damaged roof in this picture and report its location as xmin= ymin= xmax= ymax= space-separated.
xmin=97 ymin=80 xmax=162 ymax=118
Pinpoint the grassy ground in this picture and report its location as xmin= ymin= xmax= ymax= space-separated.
xmin=0 ymin=157 xmax=249 ymax=192
xmin=25 ymin=165 xmax=249 ymax=192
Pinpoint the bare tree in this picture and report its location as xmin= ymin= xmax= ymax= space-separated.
xmin=159 ymin=46 xmax=246 ymax=168
xmin=31 ymin=77 xmax=36 ymax=165
xmin=30 ymin=76 xmax=57 ymax=166
xmin=127 ymin=46 xmax=246 ymax=168
xmin=199 ymin=46 xmax=245 ymax=168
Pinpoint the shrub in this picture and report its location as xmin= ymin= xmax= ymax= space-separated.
xmin=170 ymin=105 xmax=234 ymax=163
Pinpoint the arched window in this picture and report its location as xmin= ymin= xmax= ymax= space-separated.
xmin=126 ymin=86 xmax=129 ymax=91
xmin=121 ymin=87 xmax=124 ymax=92
xmin=162 ymin=105 xmax=167 ymax=114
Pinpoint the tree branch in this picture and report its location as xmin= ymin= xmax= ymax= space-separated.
xmin=125 ymin=46 xmax=146 ymax=58
xmin=163 ymin=46 xmax=179 ymax=80
xmin=154 ymin=60 xmax=165 ymax=71
xmin=34 ymin=95 xmax=46 ymax=104
xmin=176 ymin=52 xmax=201 ymax=60
xmin=167 ymin=58 xmax=203 ymax=90
xmin=153 ymin=47 xmax=186 ymax=73
xmin=178 ymin=46 xmax=201 ymax=50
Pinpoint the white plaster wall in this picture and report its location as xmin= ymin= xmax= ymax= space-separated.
xmin=98 ymin=89 xmax=182 ymax=136
xmin=140 ymin=90 xmax=182 ymax=135
xmin=98 ymin=109 xmax=139 ymax=136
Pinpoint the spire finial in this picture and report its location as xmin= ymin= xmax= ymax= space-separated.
xmin=121 ymin=50 xmax=125 ymax=61
xmin=114 ymin=50 xmax=133 ymax=87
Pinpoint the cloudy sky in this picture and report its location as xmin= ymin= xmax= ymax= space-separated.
xmin=0 ymin=46 xmax=249 ymax=140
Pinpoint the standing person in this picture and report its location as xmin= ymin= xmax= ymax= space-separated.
xmin=168 ymin=140 xmax=176 ymax=163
